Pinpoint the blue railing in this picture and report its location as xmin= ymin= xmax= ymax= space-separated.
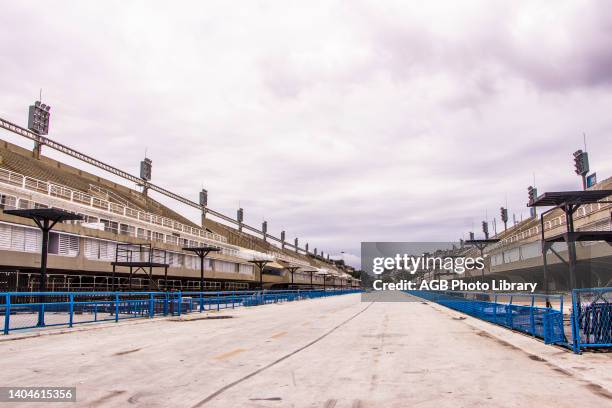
xmin=406 ymin=290 xmax=567 ymax=345
xmin=1 ymin=289 xmax=361 ymax=335
xmin=571 ymin=287 xmax=612 ymax=353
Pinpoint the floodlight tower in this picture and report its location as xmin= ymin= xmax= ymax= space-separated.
xmin=500 ymin=207 xmax=508 ymax=231
xmin=281 ymin=230 xmax=286 ymax=250
xmin=199 ymin=189 xmax=208 ymax=225
xmin=482 ymin=221 xmax=489 ymax=239
xmin=528 ymin=186 xmax=538 ymax=217
xmin=28 ymin=100 xmax=51 ymax=159
xmin=262 ymin=221 xmax=268 ymax=241
xmin=140 ymin=157 xmax=152 ymax=196
xmin=294 ymin=237 xmax=299 ymax=253
xmin=573 ymin=150 xmax=589 ymax=190
xmin=237 ymin=208 xmax=244 ymax=232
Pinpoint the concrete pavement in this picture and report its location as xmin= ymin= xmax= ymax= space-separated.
xmin=0 ymin=293 xmax=610 ymax=407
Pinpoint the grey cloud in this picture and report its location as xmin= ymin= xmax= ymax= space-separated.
xmin=0 ymin=1 xmax=611 ymax=268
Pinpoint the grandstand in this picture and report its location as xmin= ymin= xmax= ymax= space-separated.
xmin=415 ymin=177 xmax=612 ymax=291
xmin=0 ymin=138 xmax=358 ymax=292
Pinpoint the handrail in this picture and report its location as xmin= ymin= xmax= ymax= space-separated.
xmin=0 ymin=167 xmax=227 ymax=244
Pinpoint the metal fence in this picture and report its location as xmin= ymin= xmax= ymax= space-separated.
xmin=1 ymin=289 xmax=361 ymax=335
xmin=406 ymin=290 xmax=567 ymax=345
xmin=571 ymin=287 xmax=612 ymax=353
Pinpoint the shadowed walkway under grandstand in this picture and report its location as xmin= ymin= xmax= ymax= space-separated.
xmin=0 ymin=293 xmax=610 ymax=407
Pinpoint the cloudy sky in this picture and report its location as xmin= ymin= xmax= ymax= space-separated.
xmin=1 ymin=1 xmax=611 ymax=267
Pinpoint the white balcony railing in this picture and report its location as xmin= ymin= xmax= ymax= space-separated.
xmin=0 ymin=167 xmax=227 ymax=244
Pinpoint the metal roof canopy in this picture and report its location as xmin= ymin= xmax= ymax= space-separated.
xmin=528 ymin=190 xmax=612 ymax=207
xmin=464 ymin=239 xmax=500 ymax=245
xmin=249 ymin=259 xmax=272 ymax=290
xmin=3 ymin=208 xmax=83 ymax=327
xmin=300 ymin=269 xmax=319 ymax=289
xmin=316 ymin=270 xmax=334 ymax=290
xmin=530 ymin=189 xmax=612 ymax=295
xmin=182 ymin=246 xmax=221 ymax=256
xmin=4 ymin=208 xmax=83 ymax=224
xmin=182 ymin=246 xmax=221 ymax=291
xmin=284 ymin=265 xmax=301 ymax=285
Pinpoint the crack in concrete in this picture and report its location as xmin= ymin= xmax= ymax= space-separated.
xmin=190 ymin=302 xmax=374 ymax=407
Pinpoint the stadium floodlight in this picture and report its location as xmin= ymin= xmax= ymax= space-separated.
xmin=237 ymin=208 xmax=244 ymax=231
xmin=199 ymin=189 xmax=208 ymax=207
xmin=294 ymin=237 xmax=299 ymax=253
xmin=199 ymin=189 xmax=208 ymax=221
xmin=573 ymin=150 xmax=590 ymax=190
xmin=28 ymin=100 xmax=51 ymax=135
xmin=281 ymin=230 xmax=286 ymax=249
xmin=262 ymin=221 xmax=267 ymax=241
xmin=140 ymin=158 xmax=152 ymax=181
xmin=528 ymin=186 xmax=538 ymax=217
xmin=482 ymin=221 xmax=489 ymax=239
xmin=527 ymin=186 xmax=538 ymax=204
xmin=500 ymin=207 xmax=508 ymax=231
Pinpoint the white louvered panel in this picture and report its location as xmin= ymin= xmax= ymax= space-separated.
xmin=84 ymin=239 xmax=100 ymax=260
xmin=239 ymin=264 xmax=253 ymax=275
xmin=0 ymin=224 xmax=11 ymax=249
xmin=98 ymin=241 xmax=109 ymax=260
xmin=10 ymin=226 xmax=25 ymax=251
xmin=69 ymin=235 xmax=80 ymax=256
xmin=58 ymin=234 xmax=79 ymax=257
xmin=104 ymin=242 xmax=114 ymax=260
xmin=58 ymin=234 xmax=70 ymax=256
xmin=24 ymin=229 xmax=41 ymax=253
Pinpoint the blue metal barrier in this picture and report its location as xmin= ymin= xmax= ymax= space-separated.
xmin=0 ymin=289 xmax=361 ymax=335
xmin=571 ymin=287 xmax=612 ymax=353
xmin=406 ymin=290 xmax=567 ymax=345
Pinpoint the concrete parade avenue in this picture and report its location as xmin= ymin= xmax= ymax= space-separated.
xmin=1 ymin=293 xmax=610 ymax=407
